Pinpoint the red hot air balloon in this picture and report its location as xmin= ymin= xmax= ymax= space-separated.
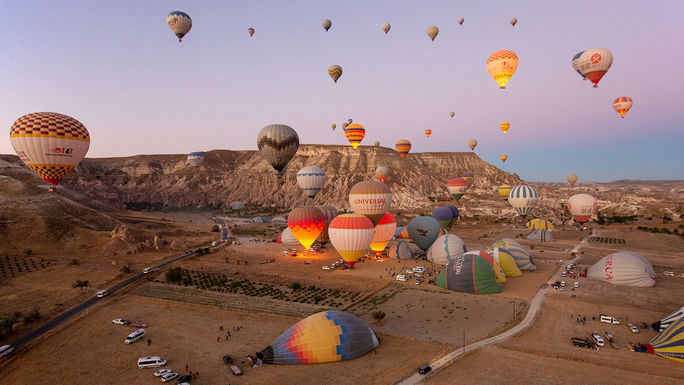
xmin=287 ymin=207 xmax=325 ymax=251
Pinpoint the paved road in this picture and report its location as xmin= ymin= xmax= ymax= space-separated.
xmin=397 ymin=231 xmax=593 ymax=385
xmin=8 ymin=218 xmax=230 ymax=353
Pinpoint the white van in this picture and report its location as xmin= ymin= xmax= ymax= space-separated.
xmin=137 ymin=356 xmax=167 ymax=369
xmin=125 ymin=329 xmax=145 ymax=344
xmin=395 ymin=275 xmax=408 ymax=282
xmin=600 ymin=315 xmax=620 ymax=325
xmin=413 ymin=267 xmax=426 ymax=273
xmin=0 ymin=345 xmax=14 ymax=359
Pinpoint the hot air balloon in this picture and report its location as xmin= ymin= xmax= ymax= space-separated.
xmin=375 ymin=166 xmax=389 ymax=182
xmin=476 ymin=251 xmax=507 ymax=284
xmin=348 ymin=119 xmax=353 ymax=124
xmin=314 ymin=205 xmax=338 ymax=244
xmin=258 ymin=310 xmax=378 ymax=364
xmin=645 ymin=317 xmax=684 ymax=363
xmin=329 ymin=214 xmax=375 ymax=266
xmin=187 ymin=152 xmax=203 ymax=167
xmin=395 ymin=140 xmax=411 ymax=159
xmin=571 ymin=51 xmax=586 ymax=80
xmin=427 ymin=234 xmax=467 ymax=265
xmin=344 ymin=123 xmax=365 ymax=149
xmin=432 ymin=206 xmax=453 ymax=228
xmin=248 ymin=27 xmax=255 ymax=37
xmin=10 ymin=112 xmax=90 ymax=191
xmin=508 ymin=185 xmax=539 ymax=218
xmin=427 ymin=26 xmax=439 ymax=41
xmin=498 ymin=185 xmax=512 ymax=200
xmin=407 ymin=216 xmax=441 ymax=251
xmin=342 ymin=122 xmax=349 ymax=130
xmin=276 ymin=227 xmax=300 ymax=245
xmin=467 ymin=139 xmax=478 ymax=151
xmin=458 ymin=18 xmax=464 ymax=25
xmin=450 ymin=111 xmax=455 ymax=118
xmin=500 ymin=154 xmax=508 ymax=163
xmin=447 ymin=178 xmax=468 ymax=200
xmin=567 ymin=174 xmax=578 ymax=185
xmin=489 ymin=239 xmax=536 ymax=271
xmin=167 ymin=11 xmax=192 ymax=42
xmin=322 ymin=19 xmax=332 ymax=31
xmin=288 ymin=207 xmax=325 ymax=251
xmin=424 ymin=129 xmax=432 ymax=138
xmin=388 ymin=241 xmax=412 ymax=259
xmin=653 ymin=307 xmax=684 ymax=333
xmin=487 ymin=50 xmax=518 ymax=89
xmin=587 ymin=251 xmax=656 ymax=287
xmin=331 ymin=123 xmax=336 ymax=131
xmin=349 ymin=180 xmax=392 ymax=225
xmin=296 ymin=165 xmax=326 ymax=199
xmin=328 ymin=65 xmax=343 ymax=83
xmin=500 ymin=121 xmax=510 ymax=134
xmin=256 ymin=124 xmax=299 ymax=178
xmin=435 ymin=253 xmax=502 ymax=294
xmin=488 ymin=247 xmax=522 ymax=277
xmin=510 ymin=18 xmax=517 ymax=26
xmin=370 ymin=212 xmax=397 ymax=256
xmin=526 ymin=218 xmax=555 ymax=230
xmin=460 ymin=172 xmax=474 ymax=186
xmin=567 ymin=193 xmax=597 ymax=223
xmin=613 ymin=96 xmax=633 ymax=118
xmin=576 ymin=48 xmax=613 ymax=88
xmin=526 ymin=229 xmax=554 ymax=242
xmin=382 ymin=23 xmax=391 ymax=34
xmin=445 ymin=205 xmax=459 ymax=226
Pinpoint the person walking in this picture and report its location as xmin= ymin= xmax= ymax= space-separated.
xmin=217 ymin=336 xmax=221 ymax=342
xmin=147 ymin=339 xmax=151 ymax=346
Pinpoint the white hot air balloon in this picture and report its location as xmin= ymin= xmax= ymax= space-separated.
xmin=567 ymin=193 xmax=597 ymax=223
xmin=576 ymin=48 xmax=613 ymax=88
xmin=382 ymin=23 xmax=391 ymax=34
xmin=296 ymin=165 xmax=326 ymax=199
xmin=167 ymin=11 xmax=192 ymax=42
xmin=587 ymin=251 xmax=656 ymax=287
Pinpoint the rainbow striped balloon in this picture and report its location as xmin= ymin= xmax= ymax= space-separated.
xmin=344 ymin=123 xmax=365 ymax=149
xmin=395 ymin=139 xmax=411 ymax=158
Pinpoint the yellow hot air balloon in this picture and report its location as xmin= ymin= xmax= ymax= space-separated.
xmin=500 ymin=154 xmax=508 ymax=163
xmin=500 ymin=122 xmax=510 ymax=134
xmin=450 ymin=112 xmax=455 ymax=118
xmin=424 ymin=129 xmax=432 ymax=138
xmin=498 ymin=185 xmax=513 ymax=200
xmin=344 ymin=123 xmax=365 ymax=149
xmin=328 ymin=65 xmax=343 ymax=83
xmin=427 ymin=26 xmax=439 ymax=41
xmin=487 ymin=50 xmax=518 ymax=89
xmin=395 ymin=140 xmax=411 ymax=159
xmin=567 ymin=174 xmax=578 ymax=185
xmin=331 ymin=123 xmax=336 ymax=131
xmin=467 ymin=139 xmax=478 ymax=151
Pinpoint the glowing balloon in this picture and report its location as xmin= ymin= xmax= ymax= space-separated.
xmin=500 ymin=154 xmax=508 ymax=163
xmin=487 ymin=50 xmax=518 ymax=89
xmin=329 ymin=214 xmax=375 ymax=266
xmin=458 ymin=18 xmax=464 ymax=25
xmin=576 ymin=48 xmax=613 ymax=88
xmin=450 ymin=112 xmax=455 ymax=118
xmin=382 ymin=23 xmax=391 ymax=34
xmin=427 ymin=26 xmax=439 ymax=41
xmin=500 ymin=122 xmax=510 ymax=134
xmin=571 ymin=51 xmax=586 ymax=80
xmin=344 ymin=123 xmax=365 ymax=149
xmin=328 ymin=65 xmax=343 ymax=83
xmin=613 ymin=96 xmax=633 ymax=118
xmin=424 ymin=129 xmax=432 ymax=138
xmin=498 ymin=185 xmax=513 ymax=200
xmin=322 ymin=19 xmax=332 ymax=31
xmin=567 ymin=174 xmax=578 ymax=185
xmin=395 ymin=140 xmax=411 ymax=159
xmin=375 ymin=166 xmax=389 ymax=182
xmin=510 ymin=18 xmax=517 ymax=26
xmin=331 ymin=123 xmax=336 ymax=131
xmin=349 ymin=180 xmax=392 ymax=225
xmin=508 ymin=185 xmax=539 ymax=218
xmin=467 ymin=139 xmax=478 ymax=151
xmin=314 ymin=205 xmax=338 ymax=244
xmin=567 ymin=193 xmax=597 ymax=223
xmin=296 ymin=165 xmax=326 ymax=199
xmin=167 ymin=11 xmax=192 ymax=42
xmin=248 ymin=28 xmax=255 ymax=37
xmin=448 ymin=178 xmax=468 ymax=200
xmin=187 ymin=152 xmax=203 ymax=167
xmin=287 ymin=207 xmax=325 ymax=250
xmin=370 ymin=212 xmax=397 ymax=255
xmin=256 ymin=124 xmax=299 ymax=178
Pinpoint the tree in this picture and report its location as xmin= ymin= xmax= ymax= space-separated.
xmin=165 ymin=267 xmax=183 ymax=283
xmin=372 ymin=310 xmax=386 ymax=325
xmin=289 ymin=282 xmax=302 ymax=291
xmin=72 ymin=280 xmax=90 ymax=290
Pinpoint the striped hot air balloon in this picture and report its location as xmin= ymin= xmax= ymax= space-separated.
xmin=461 ymin=172 xmax=474 ymax=186
xmin=576 ymin=48 xmax=613 ymax=88
xmin=424 ymin=129 xmax=432 ymax=138
xmin=166 ymin=11 xmax=192 ymax=42
xmin=10 ymin=112 xmax=90 ymax=191
xmin=314 ymin=205 xmax=338 ymax=244
xmin=567 ymin=193 xmax=597 ymax=223
xmin=612 ymin=96 xmax=633 ymax=118
xmin=426 ymin=234 xmax=467 ymax=265
xmin=328 ymin=64 xmax=343 ymax=83
xmin=487 ymin=50 xmax=518 ymax=89
xmin=329 ymin=214 xmax=375 ymax=266
xmin=489 ymin=239 xmax=536 ymax=271
xmin=645 ymin=317 xmax=684 ymax=363
xmin=498 ymin=185 xmax=513 ymax=201
xmin=508 ymin=185 xmax=539 ymax=218
xmin=187 ymin=152 xmax=203 ymax=167
xmin=488 ymin=247 xmax=522 ymax=277
xmin=344 ymin=123 xmax=365 ymax=149
xmin=349 ymin=180 xmax=392 ymax=225
xmin=500 ymin=122 xmax=510 ymax=134
xmin=256 ymin=124 xmax=299 ymax=178
xmin=435 ymin=253 xmax=502 ymax=294
xmin=375 ymin=166 xmax=389 ymax=182
xmin=287 ymin=207 xmax=325 ymax=250
xmin=432 ymin=206 xmax=453 ymax=228
xmin=296 ymin=165 xmax=326 ymax=199
xmin=395 ymin=139 xmax=411 ymax=159
xmin=448 ymin=178 xmax=468 ymax=200
xmin=370 ymin=212 xmax=397 ymax=255
xmin=475 ymin=251 xmax=506 ymax=284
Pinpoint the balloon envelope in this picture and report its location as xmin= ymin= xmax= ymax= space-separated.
xmin=167 ymin=11 xmax=192 ymax=42
xmin=467 ymin=139 xmax=478 ymax=151
xmin=487 ymin=50 xmax=518 ymax=88
xmin=457 ymin=18 xmax=464 ymax=25
xmin=613 ymin=96 xmax=633 ymax=118
xmin=257 ymin=124 xmax=299 ymax=177
xmin=287 ymin=207 xmax=325 ymax=250
xmin=474 ymin=251 xmax=506 ymax=284
xmin=322 ymin=19 xmax=332 ymax=31
xmin=435 ymin=253 xmax=502 ymax=294
xmin=489 ymin=239 xmax=536 ymax=271
xmin=427 ymin=26 xmax=439 ymax=41
xmin=567 ymin=194 xmax=597 ymax=223
xmin=460 ymin=172 xmax=474 ymax=186
xmin=388 ymin=240 xmax=412 ymax=259
xmin=432 ymin=206 xmax=453 ymax=228
xmin=344 ymin=123 xmax=365 ymax=149
xmin=328 ymin=65 xmax=343 ymax=83
xmin=407 ymin=216 xmax=441 ymax=251
xmin=448 ymin=178 xmax=468 ymax=200
xmin=329 ymin=214 xmax=375 ymax=266
xmin=500 ymin=122 xmax=510 ymax=134
xmin=488 ymin=247 xmax=522 ymax=277
xmin=424 ymin=129 xmax=432 ymax=138
xmin=510 ymin=18 xmax=517 ymax=26
xmin=370 ymin=212 xmax=397 ymax=255
xmin=314 ymin=205 xmax=338 ymax=243
xmin=248 ymin=28 xmax=255 ymax=37
xmin=187 ymin=152 xmax=203 ymax=167
xmin=498 ymin=185 xmax=513 ymax=200
xmin=427 ymin=234 xmax=467 ymax=264
xmin=576 ymin=48 xmax=613 ymax=87
xmin=445 ymin=206 xmax=460 ymax=226
xmin=646 ymin=317 xmax=684 ymax=363
xmin=500 ymin=154 xmax=508 ymax=163
xmin=587 ymin=251 xmax=656 ymax=287
xmin=375 ymin=166 xmax=389 ymax=182
xmin=349 ymin=180 xmax=392 ymax=225
xmin=571 ymin=51 xmax=586 ymax=79
xmin=395 ymin=140 xmax=411 ymax=158
xmin=508 ymin=185 xmax=539 ymax=218
xmin=297 ymin=165 xmax=326 ymax=199
xmin=567 ymin=174 xmax=578 ymax=185
xmin=382 ymin=23 xmax=391 ymax=34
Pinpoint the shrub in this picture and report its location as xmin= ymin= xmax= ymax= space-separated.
xmin=289 ymin=282 xmax=302 ymax=291
xmin=23 ymin=308 xmax=41 ymax=323
xmin=69 ymin=259 xmax=79 ymax=266
xmin=313 ymin=294 xmax=325 ymax=304
xmin=165 ymin=267 xmax=183 ymax=283
xmin=372 ymin=310 xmax=386 ymax=325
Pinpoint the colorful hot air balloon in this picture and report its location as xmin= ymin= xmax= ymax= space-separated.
xmin=487 ymin=50 xmax=518 ymax=89
xmin=331 ymin=123 xmax=336 ymax=131
xmin=167 ymin=11 xmax=192 ymax=42
xmin=474 ymin=251 xmax=506 ymax=284
xmin=613 ymin=96 xmax=633 ymax=118
xmin=370 ymin=212 xmax=397 ymax=256
xmin=510 ymin=18 xmax=517 ymax=26
xmin=328 ymin=65 xmax=343 ymax=83
xmin=567 ymin=193 xmax=597 ymax=223
xmin=488 ymin=248 xmax=522 ymax=277
xmin=498 ymin=185 xmax=513 ymax=200
xmin=297 ymin=165 xmax=326 ymax=199
xmin=587 ymin=251 xmax=656 ymax=287
xmin=10 ymin=112 xmax=90 ymax=191
xmin=645 ymin=317 xmax=684 ymax=363
xmin=258 ymin=310 xmax=379 ymax=364
xmin=187 ymin=152 xmax=203 ymax=167
xmin=277 ymin=227 xmax=300 ymax=245
xmin=450 ymin=111 xmax=455 ymax=118
xmin=248 ymin=28 xmax=255 ymax=37
xmin=349 ymin=180 xmax=392 ymax=225
xmin=382 ymin=23 xmax=391 ymax=34
xmin=395 ymin=140 xmax=411 ymax=159
xmin=329 ymin=214 xmax=375 ymax=266
xmin=457 ymin=18 xmax=464 ymax=25
xmin=460 ymin=172 xmax=474 ymax=186
xmin=375 ymin=166 xmax=389 ymax=182
xmin=576 ymin=48 xmax=613 ymax=88
xmin=288 ymin=207 xmax=325 ymax=251
xmin=407 ymin=216 xmax=441 ymax=251
xmin=344 ymin=123 xmax=365 ymax=149
xmin=447 ymin=178 xmax=468 ymax=200
xmin=322 ymin=19 xmax=332 ymax=31
xmin=489 ymin=238 xmax=536 ymax=271
xmin=314 ymin=205 xmax=338 ymax=244
xmin=500 ymin=154 xmax=508 ymax=163
xmin=388 ymin=241 xmax=412 ymax=259
xmin=424 ymin=129 xmax=432 ymax=138
xmin=435 ymin=253 xmax=502 ymax=294
xmin=257 ymin=124 xmax=299 ymax=178
xmin=571 ymin=51 xmax=586 ymax=80
xmin=432 ymin=206 xmax=453 ymax=228
xmin=427 ymin=26 xmax=439 ymax=41
xmin=567 ymin=174 xmax=578 ymax=185
xmin=427 ymin=234 xmax=467 ymax=265
xmin=467 ymin=139 xmax=478 ymax=151
xmin=500 ymin=122 xmax=510 ymax=134
xmin=445 ymin=205 xmax=460 ymax=226
xmin=508 ymin=185 xmax=539 ymax=218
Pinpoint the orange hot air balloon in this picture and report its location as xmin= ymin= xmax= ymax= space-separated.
xmin=500 ymin=122 xmax=510 ymax=134
xmin=487 ymin=50 xmax=518 ymax=89
xmin=424 ymin=129 xmax=432 ymax=138
xmin=395 ymin=139 xmax=411 ymax=159
xmin=349 ymin=180 xmax=392 ymax=225
xmin=344 ymin=123 xmax=365 ymax=149
xmin=500 ymin=154 xmax=508 ymax=163
xmin=328 ymin=214 xmax=375 ymax=266
xmin=370 ymin=212 xmax=397 ymax=256
xmin=612 ymin=96 xmax=633 ymax=118
xmin=287 ymin=207 xmax=325 ymax=250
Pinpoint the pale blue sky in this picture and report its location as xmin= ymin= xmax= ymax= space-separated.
xmin=1 ymin=0 xmax=682 ymax=181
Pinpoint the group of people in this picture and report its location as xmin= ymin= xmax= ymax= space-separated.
xmin=217 ymin=325 xmax=244 ymax=342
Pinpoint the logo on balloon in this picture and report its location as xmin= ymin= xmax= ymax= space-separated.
xmin=591 ymin=54 xmax=601 ymax=64
xmin=604 ymin=255 xmax=613 ymax=279
xmin=353 ymin=198 xmax=387 ymax=205
xmin=53 ymin=147 xmax=73 ymax=154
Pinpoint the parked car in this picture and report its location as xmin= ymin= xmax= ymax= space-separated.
xmin=600 ymin=314 xmax=620 ymax=324
xmin=592 ymin=332 xmax=604 ymax=347
xmin=395 ymin=275 xmax=408 ymax=282
xmin=573 ymin=281 xmax=579 ymax=288
xmin=96 ymin=290 xmax=109 ymax=298
xmin=230 ymin=365 xmax=242 ymax=376
xmin=561 ymin=271 xmax=567 ymax=277
xmin=223 ymin=354 xmax=233 ymax=364
xmin=322 ymin=266 xmax=330 ymax=270
xmin=112 ymin=318 xmax=129 ymax=325
xmin=153 ymin=368 xmax=172 ymax=377
xmin=143 ymin=267 xmax=155 ymax=274
xmin=160 ymin=372 xmax=178 ymax=382
xmin=413 ymin=267 xmax=426 ymax=273
xmin=418 ymin=364 xmax=432 ymax=374
xmin=177 ymin=375 xmax=191 ymax=383
xmin=662 ymin=271 xmax=674 ymax=277
xmin=629 ymin=325 xmax=639 ymax=333
xmin=415 ymin=279 xmax=420 ymax=285
xmin=560 ymin=281 xmax=566 ymax=287
xmin=0 ymin=345 xmax=14 ymax=359
xmin=679 ymin=273 xmax=684 ymax=278
xmin=571 ymin=337 xmax=590 ymax=348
